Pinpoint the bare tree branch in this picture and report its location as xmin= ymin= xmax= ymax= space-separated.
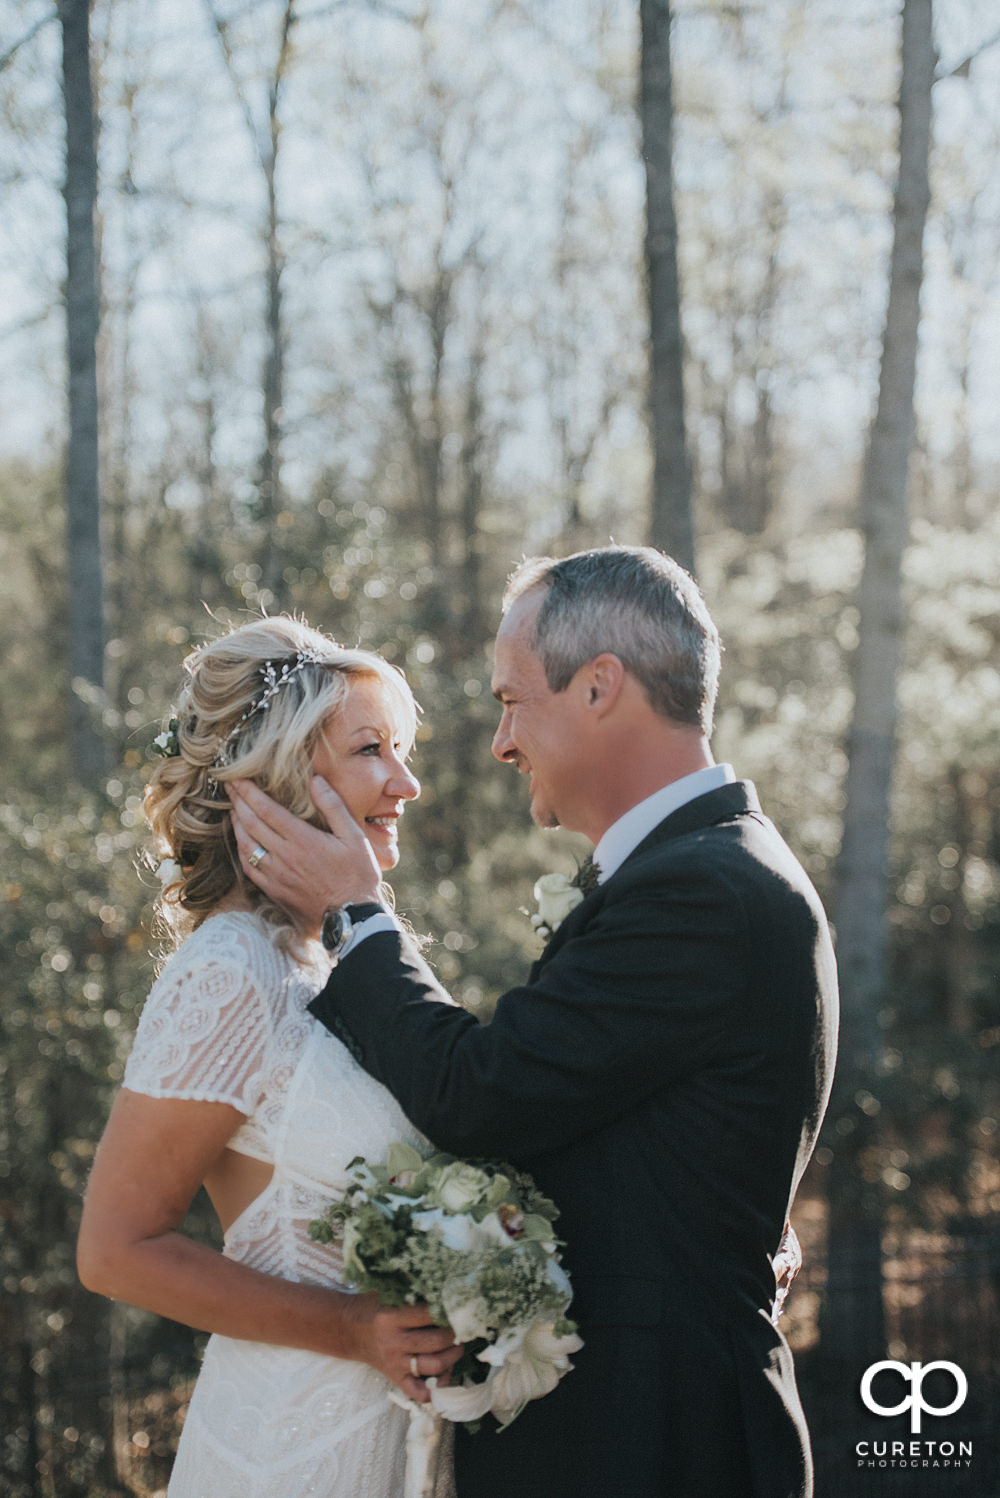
xmin=0 ymin=11 xmax=56 ymax=73
xmin=202 ymin=0 xmax=269 ymax=170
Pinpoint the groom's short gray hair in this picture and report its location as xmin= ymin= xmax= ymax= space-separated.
xmin=502 ymin=545 xmax=721 ymax=733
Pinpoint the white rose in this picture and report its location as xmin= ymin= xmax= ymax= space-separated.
xmin=427 ymin=1161 xmax=492 ymax=1214
xmin=533 ymin=872 xmax=584 ymax=933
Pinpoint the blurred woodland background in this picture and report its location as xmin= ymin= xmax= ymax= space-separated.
xmin=1 ymin=0 xmax=999 ymax=1493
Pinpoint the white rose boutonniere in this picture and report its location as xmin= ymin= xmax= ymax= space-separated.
xmin=531 ymin=858 xmax=600 ymax=942
xmin=531 ymin=874 xmax=584 ymax=940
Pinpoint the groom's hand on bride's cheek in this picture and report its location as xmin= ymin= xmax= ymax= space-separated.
xmin=307 ymin=775 xmax=383 ymax=896
xmin=227 ymin=780 xmax=379 ymax=923
xmin=226 ymin=784 xmax=324 ymax=927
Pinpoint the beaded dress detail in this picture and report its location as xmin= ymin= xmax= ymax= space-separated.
xmin=124 ymin=910 xmax=430 ymax=1498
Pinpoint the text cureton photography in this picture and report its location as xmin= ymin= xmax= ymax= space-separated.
xmin=855 ymin=1439 xmax=973 ymax=1472
xmin=851 ymin=1359 xmax=980 ymax=1485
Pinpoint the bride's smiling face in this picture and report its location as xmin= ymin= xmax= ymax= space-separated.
xmin=310 ymin=676 xmax=420 ymax=871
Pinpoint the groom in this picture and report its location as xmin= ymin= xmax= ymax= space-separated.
xmin=231 ymin=545 xmax=838 ymax=1498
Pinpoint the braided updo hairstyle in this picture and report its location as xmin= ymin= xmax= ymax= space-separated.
xmin=145 ymin=616 xmax=417 ymax=947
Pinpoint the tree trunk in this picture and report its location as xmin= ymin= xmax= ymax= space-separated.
xmin=205 ymin=0 xmax=296 ymax=593
xmin=639 ymin=0 xmax=693 ymax=572
xmin=257 ymin=147 xmax=285 ymax=590
xmin=837 ymin=0 xmax=934 ymax=1069
xmin=60 ymin=0 xmax=107 ymax=783
xmin=460 ymin=339 xmax=486 ymax=645
xmin=943 ymin=764 xmax=974 ymax=1034
xmin=256 ymin=4 xmax=296 ymax=590
xmin=823 ymin=0 xmax=936 ymax=1381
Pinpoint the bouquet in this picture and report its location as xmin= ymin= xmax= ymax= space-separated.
xmin=310 ymin=1142 xmax=583 ymax=1496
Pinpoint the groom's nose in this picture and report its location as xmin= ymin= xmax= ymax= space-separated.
xmin=491 ymin=710 xmax=516 ymax=764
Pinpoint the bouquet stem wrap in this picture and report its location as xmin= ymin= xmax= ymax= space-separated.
xmin=389 ymin=1390 xmax=446 ymax=1498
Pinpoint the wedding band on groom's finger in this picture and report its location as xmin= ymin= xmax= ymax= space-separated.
xmin=247 ymin=845 xmax=269 ymax=868
xmin=410 ymin=1356 xmax=420 ymax=1378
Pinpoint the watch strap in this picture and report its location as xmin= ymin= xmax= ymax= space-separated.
xmin=344 ymin=902 xmax=387 ymax=921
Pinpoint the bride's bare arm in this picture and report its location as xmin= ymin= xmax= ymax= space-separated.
xmin=77 ymin=1088 xmax=461 ymax=1400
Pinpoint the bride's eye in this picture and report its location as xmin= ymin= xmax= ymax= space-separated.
xmin=359 ymin=741 xmax=382 ymax=756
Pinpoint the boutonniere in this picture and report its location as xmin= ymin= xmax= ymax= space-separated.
xmin=530 ymin=857 xmax=600 ymax=942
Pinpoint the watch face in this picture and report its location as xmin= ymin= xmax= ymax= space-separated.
xmin=321 ymin=907 xmax=351 ymax=953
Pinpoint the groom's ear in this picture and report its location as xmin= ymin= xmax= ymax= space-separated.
xmin=583 ymin=654 xmax=626 ymax=716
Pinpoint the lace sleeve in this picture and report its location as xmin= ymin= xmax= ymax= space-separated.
xmin=123 ymin=920 xmax=273 ymax=1114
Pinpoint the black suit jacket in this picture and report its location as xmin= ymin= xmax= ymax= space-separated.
xmin=309 ymin=782 xmax=839 ymax=1498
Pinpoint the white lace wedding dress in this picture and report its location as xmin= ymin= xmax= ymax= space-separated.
xmin=123 ymin=909 xmax=436 ymax=1498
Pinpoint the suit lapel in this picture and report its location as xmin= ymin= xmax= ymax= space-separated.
xmin=527 ymin=781 xmax=761 ymax=980
xmin=622 ymin=778 xmax=762 ymax=864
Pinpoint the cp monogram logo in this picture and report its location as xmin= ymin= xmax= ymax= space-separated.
xmin=860 ymin=1360 xmax=968 ymax=1434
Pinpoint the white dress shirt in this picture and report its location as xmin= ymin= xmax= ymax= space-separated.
xmin=592 ymin=763 xmax=736 ymax=884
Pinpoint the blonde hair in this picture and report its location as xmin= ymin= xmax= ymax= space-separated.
xmin=145 ymin=616 xmax=417 ymax=947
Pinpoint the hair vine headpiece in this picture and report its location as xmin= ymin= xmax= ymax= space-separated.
xmin=214 ymin=648 xmax=328 ymax=769
xmin=150 ymin=717 xmax=181 ymax=759
xmin=150 ymin=716 xmax=181 ymax=760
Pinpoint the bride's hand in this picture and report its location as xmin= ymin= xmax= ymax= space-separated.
xmin=228 ymin=777 xmax=381 ymax=930
xmin=339 ymin=1294 xmax=463 ymax=1403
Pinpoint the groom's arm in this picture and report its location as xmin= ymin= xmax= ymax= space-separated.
xmin=307 ymin=867 xmax=744 ymax=1160
xmin=226 ymin=777 xmax=777 ymax=1161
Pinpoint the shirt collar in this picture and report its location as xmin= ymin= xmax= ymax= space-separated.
xmin=592 ymin=763 xmax=736 ymax=883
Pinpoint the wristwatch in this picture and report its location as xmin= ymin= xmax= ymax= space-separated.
xmin=320 ymin=902 xmax=386 ymax=958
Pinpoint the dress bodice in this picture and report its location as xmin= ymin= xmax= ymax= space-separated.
xmin=122 ymin=910 xmax=450 ymax=1497
xmin=124 ymin=910 xmax=429 ymax=1286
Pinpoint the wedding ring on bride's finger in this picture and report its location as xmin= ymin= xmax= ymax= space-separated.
xmin=247 ymin=845 xmax=269 ymax=868
xmin=410 ymin=1356 xmax=420 ymax=1378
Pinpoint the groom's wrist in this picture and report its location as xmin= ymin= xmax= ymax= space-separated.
xmin=321 ymin=901 xmax=401 ymax=959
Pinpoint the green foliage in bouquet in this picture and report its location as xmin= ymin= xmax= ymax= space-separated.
xmin=309 ymin=1143 xmax=578 ymax=1409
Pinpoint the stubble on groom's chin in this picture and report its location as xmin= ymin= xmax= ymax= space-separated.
xmin=521 ymin=766 xmax=561 ymax=829
xmin=530 ymin=802 xmax=561 ymax=830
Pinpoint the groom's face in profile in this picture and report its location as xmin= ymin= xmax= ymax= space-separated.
xmin=491 ymin=590 xmax=588 ymax=831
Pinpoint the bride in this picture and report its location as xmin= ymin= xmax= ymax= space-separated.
xmin=77 ymin=616 xmax=462 ymax=1497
